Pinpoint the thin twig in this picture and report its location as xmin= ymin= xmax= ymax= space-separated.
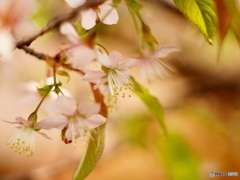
xmin=16 ymin=0 xmax=106 ymax=48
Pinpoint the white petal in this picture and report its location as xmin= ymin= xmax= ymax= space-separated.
xmin=78 ymin=103 xmax=101 ymax=116
xmin=81 ymin=9 xmax=97 ymax=30
xmin=82 ymin=70 xmax=105 ymax=83
xmin=60 ymin=22 xmax=80 ymax=44
xmin=84 ymin=114 xmax=106 ymax=129
xmin=98 ymin=4 xmax=119 ymax=25
xmin=35 ymin=115 xmax=69 ymax=130
xmin=70 ymin=45 xmax=96 ymax=67
xmin=0 ymin=29 xmax=15 ymax=59
xmin=65 ymin=0 xmax=85 ymax=8
xmin=155 ymin=46 xmax=180 ymax=58
xmin=55 ymin=96 xmax=77 ymax=116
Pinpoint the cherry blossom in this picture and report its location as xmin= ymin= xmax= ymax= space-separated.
xmin=83 ymin=51 xmax=137 ymax=100
xmin=60 ymin=22 xmax=96 ymax=68
xmin=42 ymin=96 xmax=106 ymax=146
xmin=65 ymin=0 xmax=118 ymax=30
xmin=133 ymin=46 xmax=180 ymax=82
xmin=0 ymin=0 xmax=37 ymax=58
xmin=4 ymin=117 xmax=56 ymax=157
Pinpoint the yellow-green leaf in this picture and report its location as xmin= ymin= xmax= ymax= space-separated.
xmin=174 ymin=0 xmax=217 ymax=43
xmin=132 ymin=77 xmax=166 ymax=134
xmin=74 ymin=125 xmax=106 ymax=180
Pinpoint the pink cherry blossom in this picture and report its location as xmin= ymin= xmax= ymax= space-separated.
xmin=134 ymin=46 xmax=180 ymax=82
xmin=83 ymin=51 xmax=137 ymax=100
xmin=4 ymin=117 xmax=54 ymax=157
xmin=60 ymin=22 xmax=96 ymax=68
xmin=42 ymin=96 xmax=106 ymax=146
xmin=0 ymin=0 xmax=37 ymax=58
xmin=65 ymin=0 xmax=118 ymax=30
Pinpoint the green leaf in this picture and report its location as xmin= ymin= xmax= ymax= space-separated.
xmin=74 ymin=125 xmax=106 ymax=180
xmin=125 ymin=0 xmax=142 ymax=12
xmin=112 ymin=0 xmax=122 ymax=7
xmin=57 ymin=70 xmax=70 ymax=83
xmin=37 ymin=85 xmax=53 ymax=96
xmin=141 ymin=22 xmax=158 ymax=51
xmin=173 ymin=0 xmax=217 ymax=43
xmin=223 ymin=0 xmax=240 ymax=46
xmin=158 ymin=134 xmax=200 ymax=180
xmin=131 ymin=77 xmax=166 ymax=134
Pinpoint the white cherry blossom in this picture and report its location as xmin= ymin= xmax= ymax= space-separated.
xmin=42 ymin=96 xmax=106 ymax=146
xmin=65 ymin=0 xmax=118 ymax=30
xmin=83 ymin=51 xmax=137 ymax=101
xmin=134 ymin=46 xmax=180 ymax=82
xmin=4 ymin=117 xmax=56 ymax=157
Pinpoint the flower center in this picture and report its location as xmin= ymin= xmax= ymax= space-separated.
xmin=7 ymin=126 xmax=35 ymax=157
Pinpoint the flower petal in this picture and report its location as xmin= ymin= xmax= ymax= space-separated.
xmin=60 ymin=22 xmax=80 ymax=44
xmin=37 ymin=131 xmax=51 ymax=139
xmin=69 ymin=45 xmax=96 ymax=67
xmin=65 ymin=0 xmax=85 ymax=8
xmin=109 ymin=51 xmax=123 ymax=67
xmin=98 ymin=4 xmax=119 ymax=25
xmin=78 ymin=103 xmax=101 ymax=116
xmin=83 ymin=114 xmax=106 ymax=129
xmin=0 ymin=29 xmax=15 ymax=59
xmin=154 ymin=46 xmax=180 ymax=58
xmin=97 ymin=51 xmax=113 ymax=68
xmin=35 ymin=115 xmax=69 ymax=130
xmin=82 ymin=70 xmax=105 ymax=83
xmin=55 ymin=96 xmax=77 ymax=116
xmin=119 ymin=58 xmax=139 ymax=69
xmin=81 ymin=9 xmax=97 ymax=30
xmin=16 ymin=117 xmax=32 ymax=126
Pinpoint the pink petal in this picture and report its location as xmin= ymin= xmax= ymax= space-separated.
xmin=98 ymin=4 xmax=119 ymax=25
xmin=55 ymin=96 xmax=77 ymax=116
xmin=16 ymin=117 xmax=31 ymax=126
xmin=35 ymin=115 xmax=69 ymax=130
xmin=109 ymin=51 xmax=123 ymax=67
xmin=37 ymin=131 xmax=51 ymax=139
xmin=83 ymin=114 xmax=106 ymax=129
xmin=82 ymin=70 xmax=105 ymax=83
xmin=65 ymin=0 xmax=85 ymax=8
xmin=60 ymin=22 xmax=80 ymax=44
xmin=70 ymin=45 xmax=96 ymax=67
xmin=154 ymin=46 xmax=180 ymax=58
xmin=81 ymin=9 xmax=97 ymax=30
xmin=97 ymin=51 xmax=113 ymax=68
xmin=119 ymin=58 xmax=139 ymax=69
xmin=77 ymin=103 xmax=101 ymax=116
xmin=0 ymin=29 xmax=15 ymax=59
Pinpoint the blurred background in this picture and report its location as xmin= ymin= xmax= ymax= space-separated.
xmin=0 ymin=0 xmax=240 ymax=179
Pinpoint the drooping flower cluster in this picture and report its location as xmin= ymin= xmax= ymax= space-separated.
xmin=2 ymin=0 xmax=181 ymax=159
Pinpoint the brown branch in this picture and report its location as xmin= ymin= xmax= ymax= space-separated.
xmin=62 ymin=63 xmax=85 ymax=75
xmin=20 ymin=46 xmax=51 ymax=60
xmin=16 ymin=0 xmax=106 ymax=48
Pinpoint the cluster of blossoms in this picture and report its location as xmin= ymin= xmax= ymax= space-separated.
xmin=1 ymin=0 xmax=179 ymax=157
